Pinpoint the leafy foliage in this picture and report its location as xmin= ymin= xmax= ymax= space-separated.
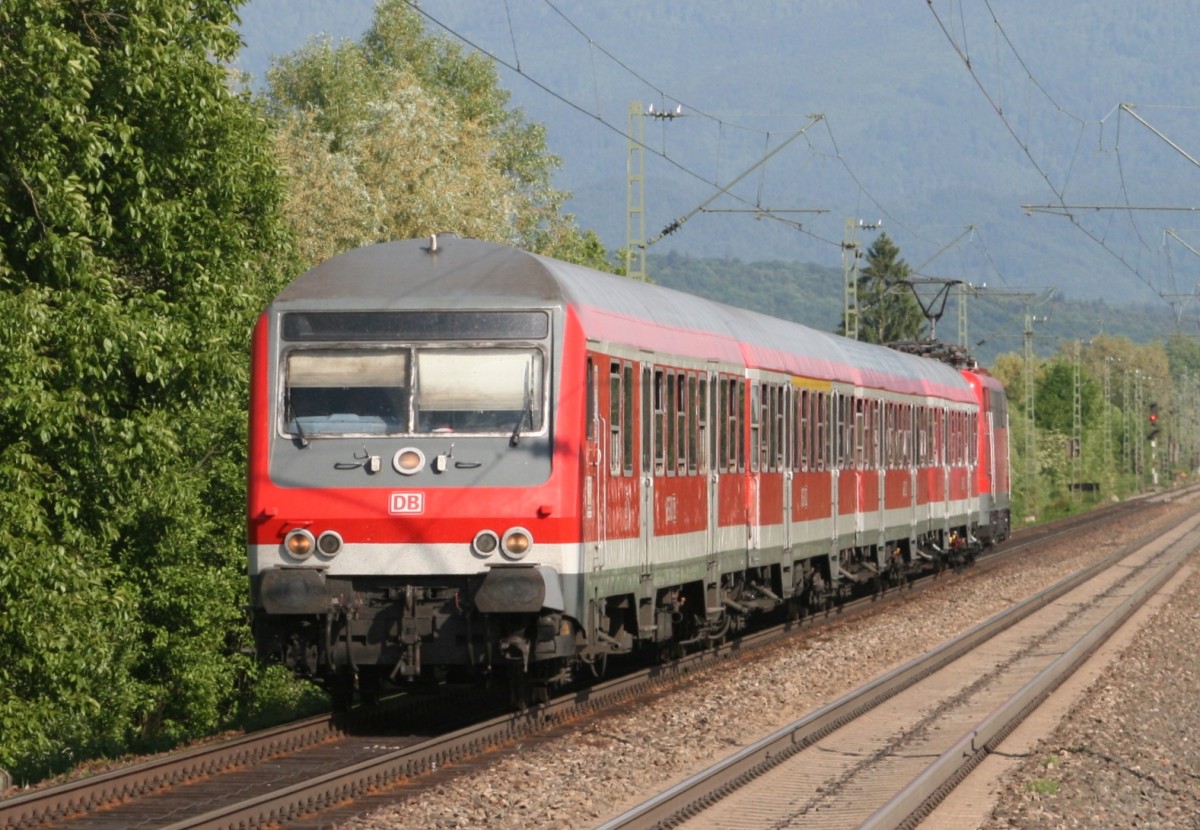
xmin=0 ymin=0 xmax=616 ymax=785
xmin=1034 ymin=359 xmax=1100 ymax=433
xmin=263 ymin=0 xmax=611 ymax=270
xmin=0 ymin=0 xmax=294 ymax=781
xmin=999 ymin=333 xmax=1185 ymax=522
xmin=1165 ymin=332 xmax=1200 ymax=381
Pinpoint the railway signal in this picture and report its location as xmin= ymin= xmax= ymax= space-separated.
xmin=1148 ymin=401 xmax=1160 ymax=441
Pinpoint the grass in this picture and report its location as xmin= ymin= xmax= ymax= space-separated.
xmin=1026 ymin=778 xmax=1061 ymax=795
xmin=1025 ymin=755 xmax=1063 ymax=795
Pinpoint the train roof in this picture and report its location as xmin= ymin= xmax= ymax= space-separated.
xmin=276 ymin=236 xmax=975 ymax=403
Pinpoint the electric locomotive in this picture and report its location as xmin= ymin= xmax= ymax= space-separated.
xmin=247 ymin=235 xmax=1010 ymax=704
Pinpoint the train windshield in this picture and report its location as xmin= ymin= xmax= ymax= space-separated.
xmin=283 ymin=346 xmax=544 ymax=437
xmin=415 ymin=349 xmax=543 ymax=434
xmin=286 ymin=350 xmax=409 ymax=435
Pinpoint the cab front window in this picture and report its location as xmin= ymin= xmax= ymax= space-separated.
xmin=285 ymin=350 xmax=409 ymax=435
xmin=416 ymin=349 xmax=543 ymax=434
xmin=282 ymin=346 xmax=545 ymax=438
xmin=280 ymin=310 xmax=549 ymax=440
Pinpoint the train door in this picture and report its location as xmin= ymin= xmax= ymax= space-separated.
xmin=914 ymin=404 xmax=929 ymax=534
xmin=710 ymin=374 xmax=746 ymax=610
xmin=986 ymin=407 xmax=996 ymax=507
xmin=757 ymin=382 xmax=787 ymax=565
xmin=852 ymin=396 xmax=866 ymax=546
xmin=940 ymin=407 xmax=951 ymax=536
xmin=748 ymin=380 xmax=762 ymax=567
xmin=872 ymin=399 xmax=886 ymax=555
xmin=964 ymin=408 xmax=979 ymax=528
xmin=979 ymin=388 xmax=996 ymax=522
xmin=836 ymin=392 xmax=860 ymax=549
xmin=590 ymin=358 xmax=638 ymax=575
xmin=705 ymin=369 xmax=719 ymax=563
xmin=783 ymin=385 xmax=794 ymax=559
xmin=829 ymin=391 xmax=841 ymax=579
xmin=908 ymin=403 xmax=918 ymax=542
xmin=585 ymin=357 xmax=603 ymax=572
xmin=640 ymin=364 xmax=655 ymax=578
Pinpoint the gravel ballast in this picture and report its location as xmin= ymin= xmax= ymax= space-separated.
xmin=341 ymin=495 xmax=1200 ymax=830
xmin=979 ymin=557 xmax=1200 ymax=828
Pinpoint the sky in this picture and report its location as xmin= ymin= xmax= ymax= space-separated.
xmin=233 ymin=1 xmax=1200 ymax=322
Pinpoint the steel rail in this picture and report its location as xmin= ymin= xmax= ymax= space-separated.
xmin=595 ymin=510 xmax=1200 ymax=830
xmin=0 ymin=714 xmax=344 ymax=830
xmin=862 ymin=520 xmax=1198 ymax=830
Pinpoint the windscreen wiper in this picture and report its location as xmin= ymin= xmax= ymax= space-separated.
xmin=292 ymin=415 xmax=310 ymax=448
xmin=509 ymin=368 xmax=534 ymax=447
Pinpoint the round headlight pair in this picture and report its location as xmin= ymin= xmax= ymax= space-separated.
xmin=283 ymin=528 xmax=343 ymax=560
xmin=471 ymin=527 xmax=533 ymax=560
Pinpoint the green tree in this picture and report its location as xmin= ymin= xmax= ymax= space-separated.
xmin=1165 ymin=332 xmax=1200 ymax=381
xmin=840 ymin=233 xmax=925 ymax=344
xmin=996 ymin=334 xmax=1188 ymax=524
xmin=1033 ymin=359 xmax=1100 ymax=433
xmin=264 ymin=0 xmax=611 ymax=270
xmin=989 ymin=353 xmax=1026 ymax=402
xmin=0 ymin=0 xmax=293 ymax=781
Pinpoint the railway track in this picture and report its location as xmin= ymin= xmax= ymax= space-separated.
xmin=0 ymin=689 xmax=506 ymax=830
xmin=1 ymin=492 xmax=1188 ymax=830
xmin=596 ymin=502 xmax=1200 ymax=830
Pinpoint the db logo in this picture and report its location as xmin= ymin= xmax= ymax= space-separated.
xmin=389 ymin=492 xmax=425 ymax=514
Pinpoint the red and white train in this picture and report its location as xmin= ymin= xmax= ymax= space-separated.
xmin=248 ymin=236 xmax=1010 ymax=702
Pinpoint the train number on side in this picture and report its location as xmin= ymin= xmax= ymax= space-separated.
xmin=390 ymin=492 xmax=426 ymax=514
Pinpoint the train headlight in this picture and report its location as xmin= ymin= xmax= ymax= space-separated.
xmin=393 ymin=447 xmax=426 ymax=475
xmin=283 ymin=528 xmax=316 ymax=560
xmin=501 ymin=527 xmax=533 ymax=559
xmin=472 ymin=530 xmax=500 ymax=557
xmin=316 ymin=530 xmax=343 ymax=557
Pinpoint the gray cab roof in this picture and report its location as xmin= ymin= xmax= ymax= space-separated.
xmin=275 ymin=236 xmax=973 ymax=402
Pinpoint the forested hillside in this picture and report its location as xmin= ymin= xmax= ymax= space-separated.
xmin=647 ymin=253 xmax=1180 ymax=368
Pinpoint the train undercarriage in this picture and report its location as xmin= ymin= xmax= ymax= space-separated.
xmin=254 ymin=519 xmax=1003 ymax=709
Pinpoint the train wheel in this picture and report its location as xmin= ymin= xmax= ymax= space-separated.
xmin=831 ymin=584 xmax=847 ymax=615
xmin=507 ymin=670 xmax=550 ymax=711
xmin=659 ymin=641 xmax=685 ymax=663
xmin=786 ymin=597 xmax=801 ymax=623
xmin=579 ymin=652 xmax=608 ymax=680
xmin=704 ymin=613 xmax=731 ymax=647
xmin=358 ymin=667 xmax=383 ymax=707
xmin=508 ymin=671 xmax=531 ymax=711
xmin=329 ymin=675 xmax=355 ymax=713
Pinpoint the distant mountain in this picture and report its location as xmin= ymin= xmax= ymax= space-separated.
xmin=232 ymin=0 xmax=1200 ymax=322
xmin=646 ymin=253 xmax=1179 ymax=369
